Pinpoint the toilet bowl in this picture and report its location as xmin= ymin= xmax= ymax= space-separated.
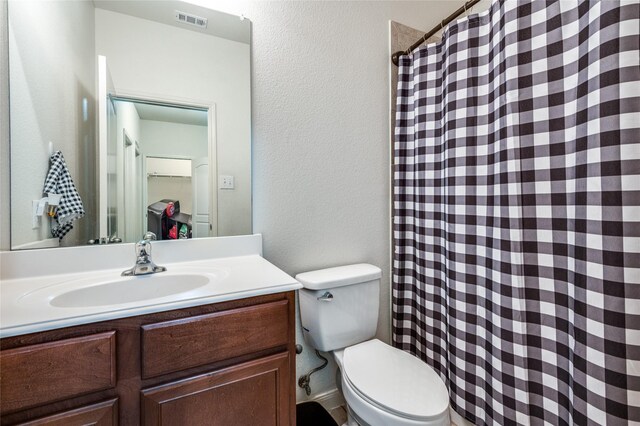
xmin=334 ymin=339 xmax=450 ymax=426
xmin=296 ymin=264 xmax=451 ymax=426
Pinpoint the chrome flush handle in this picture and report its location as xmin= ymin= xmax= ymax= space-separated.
xmin=317 ymin=291 xmax=334 ymax=302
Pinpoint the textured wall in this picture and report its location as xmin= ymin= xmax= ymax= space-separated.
xmin=235 ymin=0 xmax=465 ymax=402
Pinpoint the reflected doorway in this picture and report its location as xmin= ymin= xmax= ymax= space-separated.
xmin=108 ymin=98 xmax=213 ymax=242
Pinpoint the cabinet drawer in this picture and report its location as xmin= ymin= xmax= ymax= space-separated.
xmin=142 ymin=352 xmax=290 ymax=426
xmin=0 ymin=332 xmax=116 ymax=413
xmin=16 ymin=399 xmax=118 ymax=426
xmin=141 ymin=300 xmax=289 ymax=378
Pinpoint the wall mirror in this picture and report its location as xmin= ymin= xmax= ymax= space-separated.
xmin=8 ymin=0 xmax=251 ymax=250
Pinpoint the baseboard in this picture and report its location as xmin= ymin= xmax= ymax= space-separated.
xmin=312 ymin=388 xmax=346 ymax=412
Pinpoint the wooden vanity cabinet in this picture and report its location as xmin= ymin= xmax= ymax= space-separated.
xmin=0 ymin=291 xmax=296 ymax=426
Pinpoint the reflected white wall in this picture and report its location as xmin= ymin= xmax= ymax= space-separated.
xmin=140 ymin=121 xmax=207 ymax=159
xmin=9 ymin=0 xmax=96 ymax=247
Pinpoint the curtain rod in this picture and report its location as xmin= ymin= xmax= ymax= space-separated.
xmin=391 ymin=0 xmax=482 ymax=66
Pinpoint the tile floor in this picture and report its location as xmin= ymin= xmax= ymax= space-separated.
xmin=329 ymin=405 xmax=348 ymax=425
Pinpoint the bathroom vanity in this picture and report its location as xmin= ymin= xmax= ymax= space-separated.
xmin=0 ymin=236 xmax=301 ymax=426
xmin=1 ymin=1 xmax=295 ymax=423
xmin=1 ymin=292 xmax=295 ymax=425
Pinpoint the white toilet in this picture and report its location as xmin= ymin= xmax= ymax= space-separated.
xmin=297 ymin=264 xmax=450 ymax=426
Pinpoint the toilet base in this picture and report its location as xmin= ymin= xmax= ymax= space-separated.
xmin=345 ymin=403 xmax=369 ymax=426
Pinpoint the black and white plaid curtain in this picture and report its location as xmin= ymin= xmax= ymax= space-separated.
xmin=392 ymin=1 xmax=640 ymax=424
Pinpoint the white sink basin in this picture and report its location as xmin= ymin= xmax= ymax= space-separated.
xmin=1 ymin=236 xmax=304 ymax=338
xmin=16 ymin=269 xmax=228 ymax=310
xmin=49 ymin=274 xmax=211 ymax=308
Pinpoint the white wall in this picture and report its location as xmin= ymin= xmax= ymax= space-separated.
xmin=95 ymin=8 xmax=251 ymax=237
xmin=222 ymin=0 xmax=465 ymax=402
xmin=8 ymin=0 xmax=96 ymax=248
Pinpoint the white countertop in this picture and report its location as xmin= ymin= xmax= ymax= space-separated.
xmin=0 ymin=236 xmax=302 ymax=338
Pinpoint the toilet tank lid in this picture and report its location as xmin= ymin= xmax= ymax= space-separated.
xmin=295 ymin=264 xmax=381 ymax=290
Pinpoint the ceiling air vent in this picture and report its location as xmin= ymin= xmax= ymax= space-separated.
xmin=175 ymin=10 xmax=208 ymax=29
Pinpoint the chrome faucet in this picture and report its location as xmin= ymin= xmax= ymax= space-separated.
xmin=121 ymin=232 xmax=167 ymax=276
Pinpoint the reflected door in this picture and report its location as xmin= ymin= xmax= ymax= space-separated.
xmin=192 ymin=158 xmax=210 ymax=238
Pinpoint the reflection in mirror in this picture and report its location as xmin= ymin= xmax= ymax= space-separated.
xmin=107 ymin=99 xmax=211 ymax=243
xmin=8 ymin=0 xmax=251 ymax=250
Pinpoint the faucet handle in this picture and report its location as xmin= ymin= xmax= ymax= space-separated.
xmin=136 ymin=232 xmax=158 ymax=259
xmin=143 ymin=232 xmax=157 ymax=241
xmin=135 ymin=239 xmax=152 ymax=258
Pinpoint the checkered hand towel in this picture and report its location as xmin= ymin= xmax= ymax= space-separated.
xmin=43 ymin=151 xmax=85 ymax=240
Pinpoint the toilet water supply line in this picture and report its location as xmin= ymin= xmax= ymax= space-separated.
xmin=298 ymin=350 xmax=329 ymax=396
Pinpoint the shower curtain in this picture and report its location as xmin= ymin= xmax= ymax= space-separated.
xmin=392 ymin=1 xmax=640 ymax=424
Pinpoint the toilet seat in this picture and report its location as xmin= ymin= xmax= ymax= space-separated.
xmin=341 ymin=339 xmax=450 ymax=423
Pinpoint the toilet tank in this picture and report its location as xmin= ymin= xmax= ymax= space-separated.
xmin=296 ymin=264 xmax=381 ymax=352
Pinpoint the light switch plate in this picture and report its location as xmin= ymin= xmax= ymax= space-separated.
xmin=219 ymin=175 xmax=234 ymax=189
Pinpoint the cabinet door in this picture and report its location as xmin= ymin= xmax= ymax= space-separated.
xmin=141 ymin=352 xmax=291 ymax=426
xmin=16 ymin=399 xmax=118 ymax=426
